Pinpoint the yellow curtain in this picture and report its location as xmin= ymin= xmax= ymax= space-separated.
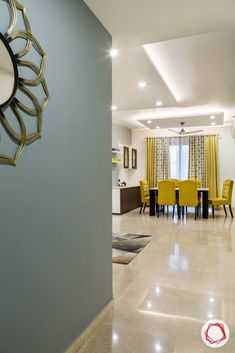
xmin=146 ymin=138 xmax=156 ymax=188
xmin=205 ymin=135 xmax=219 ymax=198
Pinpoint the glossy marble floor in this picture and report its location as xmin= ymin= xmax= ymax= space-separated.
xmin=78 ymin=208 xmax=235 ymax=353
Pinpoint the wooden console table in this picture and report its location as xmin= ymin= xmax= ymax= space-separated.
xmin=112 ymin=186 xmax=141 ymax=214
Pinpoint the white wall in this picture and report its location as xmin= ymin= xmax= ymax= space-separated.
xmin=112 ymin=124 xmax=137 ymax=186
xmin=129 ymin=125 xmax=235 ymax=205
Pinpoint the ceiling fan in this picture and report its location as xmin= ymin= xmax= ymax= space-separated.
xmin=168 ymin=122 xmax=203 ymax=135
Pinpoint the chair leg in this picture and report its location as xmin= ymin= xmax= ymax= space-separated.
xmin=157 ymin=204 xmax=160 ymax=218
xmin=172 ymin=205 xmax=175 ymax=219
xmin=143 ymin=203 xmax=146 ymax=213
xmin=229 ymin=205 xmax=234 ymax=218
xmin=163 ymin=206 xmax=165 ymax=216
xmin=139 ymin=203 xmax=143 ymax=214
xmin=167 ymin=206 xmax=169 ymax=217
xmin=177 ymin=205 xmax=181 ymax=219
xmin=182 ymin=206 xmax=184 ymax=218
xmin=195 ymin=207 xmax=197 ymax=220
xmin=223 ymin=205 xmax=227 ymax=217
xmin=212 ymin=205 xmax=215 ymax=218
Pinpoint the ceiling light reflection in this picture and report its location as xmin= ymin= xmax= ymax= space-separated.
xmin=138 ymin=81 xmax=147 ymax=88
xmin=155 ymin=343 xmax=162 ymax=351
xmin=156 ymin=287 xmax=161 ymax=294
xmin=112 ymin=333 xmax=118 ymax=341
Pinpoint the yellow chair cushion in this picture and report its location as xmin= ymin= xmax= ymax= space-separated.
xmin=208 ymin=198 xmax=229 ymax=206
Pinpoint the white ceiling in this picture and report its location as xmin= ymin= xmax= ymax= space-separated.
xmin=84 ymin=0 xmax=235 ymax=48
xmin=84 ymin=0 xmax=235 ymax=129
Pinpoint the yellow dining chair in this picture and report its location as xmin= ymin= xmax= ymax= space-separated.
xmin=189 ymin=179 xmax=202 ymax=214
xmin=139 ymin=179 xmax=150 ymax=214
xmin=179 ymin=180 xmax=199 ymax=220
xmin=208 ymin=179 xmax=234 ymax=218
xmin=158 ymin=180 xmax=176 ymax=218
xmin=168 ymin=179 xmax=180 ymax=187
xmin=189 ymin=178 xmax=202 ymax=188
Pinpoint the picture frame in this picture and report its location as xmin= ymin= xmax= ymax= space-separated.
xmin=132 ymin=148 xmax=137 ymax=169
xmin=123 ymin=146 xmax=129 ymax=168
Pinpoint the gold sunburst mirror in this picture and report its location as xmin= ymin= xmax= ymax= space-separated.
xmin=0 ymin=0 xmax=50 ymax=166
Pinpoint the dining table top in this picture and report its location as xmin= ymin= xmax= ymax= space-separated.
xmin=150 ymin=187 xmax=209 ymax=191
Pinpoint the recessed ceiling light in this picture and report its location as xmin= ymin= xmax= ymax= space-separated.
xmin=156 ymin=101 xmax=163 ymax=106
xmin=111 ymin=105 xmax=118 ymax=111
xmin=147 ymin=120 xmax=152 ymax=124
xmin=208 ymin=313 xmax=213 ymax=319
xmin=211 ymin=122 xmax=216 ymax=126
xmin=210 ymin=115 xmax=215 ymax=120
xmin=156 ymin=126 xmax=160 ymax=129
xmin=110 ymin=48 xmax=119 ymax=57
xmin=138 ymin=81 xmax=147 ymax=88
xmin=147 ymin=302 xmax=152 ymax=308
xmin=209 ymin=297 xmax=215 ymax=303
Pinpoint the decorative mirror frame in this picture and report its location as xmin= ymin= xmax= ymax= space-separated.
xmin=0 ymin=0 xmax=50 ymax=166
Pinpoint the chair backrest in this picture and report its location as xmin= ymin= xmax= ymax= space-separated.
xmin=179 ymin=180 xmax=198 ymax=207
xmin=140 ymin=179 xmax=149 ymax=202
xmin=168 ymin=179 xmax=180 ymax=187
xmin=158 ymin=180 xmax=176 ymax=206
xmin=189 ymin=178 xmax=202 ymax=188
xmin=222 ymin=179 xmax=234 ymax=202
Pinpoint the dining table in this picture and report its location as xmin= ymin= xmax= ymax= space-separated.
xmin=149 ymin=187 xmax=209 ymax=219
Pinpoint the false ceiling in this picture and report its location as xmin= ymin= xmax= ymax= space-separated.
xmin=144 ymin=31 xmax=235 ymax=107
xmin=84 ymin=0 xmax=235 ymax=129
xmin=138 ymin=114 xmax=224 ymax=130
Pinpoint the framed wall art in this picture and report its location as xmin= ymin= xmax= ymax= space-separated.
xmin=132 ymin=148 xmax=137 ymax=169
xmin=123 ymin=146 xmax=129 ymax=168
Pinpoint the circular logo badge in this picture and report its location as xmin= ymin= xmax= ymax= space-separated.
xmin=201 ymin=320 xmax=230 ymax=348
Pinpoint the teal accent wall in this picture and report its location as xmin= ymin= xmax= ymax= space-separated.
xmin=0 ymin=1 xmax=112 ymax=353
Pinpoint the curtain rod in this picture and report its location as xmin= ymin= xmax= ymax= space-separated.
xmin=144 ymin=134 xmax=220 ymax=138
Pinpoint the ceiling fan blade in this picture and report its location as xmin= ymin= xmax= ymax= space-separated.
xmin=168 ymin=129 xmax=180 ymax=134
xmin=186 ymin=129 xmax=204 ymax=134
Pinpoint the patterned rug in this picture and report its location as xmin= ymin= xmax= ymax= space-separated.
xmin=112 ymin=234 xmax=153 ymax=265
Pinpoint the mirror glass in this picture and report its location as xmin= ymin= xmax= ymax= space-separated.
xmin=0 ymin=36 xmax=16 ymax=107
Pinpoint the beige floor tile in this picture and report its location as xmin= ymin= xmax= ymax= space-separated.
xmin=78 ymin=208 xmax=235 ymax=353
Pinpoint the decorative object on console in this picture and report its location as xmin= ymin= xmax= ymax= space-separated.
xmin=0 ymin=0 xmax=50 ymax=166
xmin=123 ymin=146 xmax=129 ymax=168
xmin=118 ymin=180 xmax=126 ymax=187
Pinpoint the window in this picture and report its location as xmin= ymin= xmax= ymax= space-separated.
xmin=169 ymin=138 xmax=189 ymax=180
